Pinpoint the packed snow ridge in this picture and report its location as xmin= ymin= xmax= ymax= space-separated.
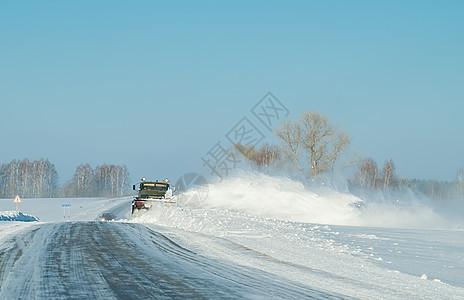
xmin=0 ymin=211 xmax=39 ymax=222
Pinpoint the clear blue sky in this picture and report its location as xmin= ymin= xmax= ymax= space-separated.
xmin=1 ymin=0 xmax=463 ymax=184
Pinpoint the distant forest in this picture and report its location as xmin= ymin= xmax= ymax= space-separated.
xmin=0 ymin=159 xmax=58 ymax=198
xmin=0 ymin=159 xmax=130 ymax=198
xmin=1 ymin=157 xmax=462 ymax=201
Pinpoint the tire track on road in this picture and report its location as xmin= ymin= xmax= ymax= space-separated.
xmin=0 ymin=221 xmax=348 ymax=299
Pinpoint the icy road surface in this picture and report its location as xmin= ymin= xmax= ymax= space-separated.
xmin=0 ymin=221 xmax=346 ymax=299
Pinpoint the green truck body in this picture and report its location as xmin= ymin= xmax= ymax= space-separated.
xmin=131 ymin=179 xmax=172 ymax=214
xmin=134 ymin=181 xmax=170 ymax=199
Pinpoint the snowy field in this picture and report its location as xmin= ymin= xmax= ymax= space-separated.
xmin=1 ymin=172 xmax=464 ymax=299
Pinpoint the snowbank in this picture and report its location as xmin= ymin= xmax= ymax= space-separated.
xmin=0 ymin=211 xmax=39 ymax=222
xmin=0 ymin=197 xmax=132 ymax=222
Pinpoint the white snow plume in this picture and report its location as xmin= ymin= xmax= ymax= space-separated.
xmin=351 ymin=185 xmax=464 ymax=229
xmin=134 ymin=171 xmax=461 ymax=229
xmin=198 ymin=171 xmax=363 ymax=226
xmin=172 ymin=171 xmax=460 ymax=229
xmin=356 ymin=198 xmax=452 ymax=229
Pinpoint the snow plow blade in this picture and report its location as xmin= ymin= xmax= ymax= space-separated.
xmin=131 ymin=197 xmax=177 ymax=215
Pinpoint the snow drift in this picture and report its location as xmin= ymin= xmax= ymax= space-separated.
xmin=176 ymin=171 xmax=461 ymax=229
xmin=199 ymin=172 xmax=362 ymax=226
xmin=0 ymin=211 xmax=39 ymax=222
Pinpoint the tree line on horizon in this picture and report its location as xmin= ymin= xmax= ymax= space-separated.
xmin=0 ymin=160 xmax=130 ymax=198
xmin=0 ymin=159 xmax=58 ymax=198
xmin=61 ymin=164 xmax=130 ymax=198
xmin=235 ymin=111 xmax=464 ymax=201
xmin=1 ymin=111 xmax=463 ymax=201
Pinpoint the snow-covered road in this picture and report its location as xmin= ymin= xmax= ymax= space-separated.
xmin=0 ymin=221 xmax=346 ymax=299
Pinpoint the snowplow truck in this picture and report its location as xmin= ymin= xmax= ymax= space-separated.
xmin=131 ymin=179 xmax=172 ymax=214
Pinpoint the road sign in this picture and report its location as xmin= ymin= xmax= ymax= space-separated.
xmin=13 ymin=195 xmax=21 ymax=212
xmin=62 ymin=204 xmax=71 ymax=219
xmin=13 ymin=195 xmax=22 ymax=203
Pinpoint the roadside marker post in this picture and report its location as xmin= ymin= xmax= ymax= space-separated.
xmin=62 ymin=204 xmax=71 ymax=219
xmin=13 ymin=195 xmax=22 ymax=211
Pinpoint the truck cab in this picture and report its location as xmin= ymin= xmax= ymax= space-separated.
xmin=134 ymin=181 xmax=170 ymax=199
xmin=131 ymin=178 xmax=174 ymax=214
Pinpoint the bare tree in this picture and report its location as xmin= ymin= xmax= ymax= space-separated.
xmin=300 ymin=112 xmax=334 ymax=178
xmin=275 ymin=119 xmax=303 ymax=174
xmin=455 ymin=167 xmax=464 ymax=199
xmin=234 ymin=143 xmax=281 ymax=169
xmin=95 ymin=164 xmax=110 ymax=196
xmin=19 ymin=159 xmax=30 ymax=196
xmin=328 ymin=131 xmax=351 ymax=172
xmin=354 ymin=158 xmax=379 ymax=189
xmin=276 ymin=112 xmax=351 ymax=178
xmin=254 ymin=144 xmax=281 ymax=167
xmin=95 ymin=164 xmax=130 ymax=197
xmin=0 ymin=160 xmax=19 ymax=197
xmin=78 ymin=164 xmax=95 ymax=195
xmin=31 ymin=160 xmax=43 ymax=197
xmin=381 ymin=159 xmax=396 ymax=189
xmin=0 ymin=159 xmax=58 ymax=198
xmin=64 ymin=164 xmax=95 ymax=197
xmin=31 ymin=159 xmax=58 ymax=197
xmin=234 ymin=144 xmax=256 ymax=162
xmin=116 ymin=165 xmax=130 ymax=196
xmin=44 ymin=160 xmax=58 ymax=197
xmin=0 ymin=164 xmax=5 ymax=197
xmin=300 ymin=112 xmax=351 ymax=178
